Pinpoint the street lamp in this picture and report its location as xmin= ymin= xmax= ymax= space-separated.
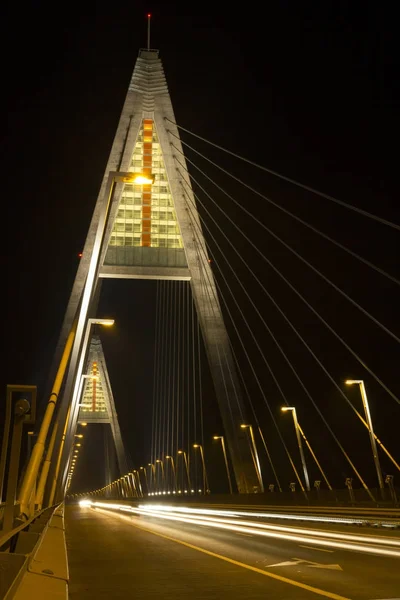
xmin=281 ymin=406 xmax=310 ymax=491
xmin=177 ymin=450 xmax=191 ymax=489
xmin=127 ymin=173 xmax=155 ymax=185
xmin=213 ymin=436 xmax=233 ymax=494
xmin=55 ymin=318 xmax=114 ymax=498
xmin=193 ymin=444 xmax=210 ymax=494
xmin=54 ymin=317 xmax=114 ymax=501
xmin=156 ymin=459 xmax=165 ymax=489
xmin=165 ymin=456 xmax=177 ymax=491
xmin=139 ymin=466 xmax=148 ymax=493
xmin=47 ymin=372 xmax=100 ymax=507
xmin=148 ymin=463 xmax=156 ymax=492
xmin=240 ymin=425 xmax=264 ymax=492
xmin=132 ymin=470 xmax=143 ymax=497
xmin=124 ymin=474 xmax=134 ymax=497
xmin=345 ymin=379 xmax=384 ymax=491
xmin=50 ymin=168 xmax=153 ymax=507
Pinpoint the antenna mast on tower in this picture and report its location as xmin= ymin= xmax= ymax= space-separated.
xmin=147 ymin=13 xmax=151 ymax=49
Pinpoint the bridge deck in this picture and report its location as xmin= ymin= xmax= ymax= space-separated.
xmin=64 ymin=504 xmax=269 ymax=599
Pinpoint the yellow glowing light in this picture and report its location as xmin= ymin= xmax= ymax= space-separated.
xmin=79 ymin=499 xmax=92 ymax=507
xmin=123 ymin=173 xmax=155 ymax=185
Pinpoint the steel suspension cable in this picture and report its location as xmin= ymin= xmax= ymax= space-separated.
xmin=160 ymin=281 xmax=169 ymax=470
xmin=197 ymin=317 xmax=204 ymax=453
xmin=176 ymin=282 xmax=181 ymax=466
xmin=160 ymin=282 xmax=168 ymax=477
xmin=181 ymin=184 xmax=310 ymax=492
xmin=191 ymin=293 xmax=197 ymax=448
xmin=165 ymin=282 xmax=172 ymax=463
xmin=166 ymin=118 xmax=400 ymax=232
xmin=186 ymin=282 xmax=191 ymax=469
xmin=230 ymin=343 xmax=283 ymax=491
xmin=173 ymin=152 xmax=400 ymax=406
xmin=180 ymin=170 xmax=400 ymax=472
xmin=180 ymin=178 xmax=374 ymax=496
xmin=155 ymin=280 xmax=165 ymax=470
xmin=171 ymin=280 xmax=177 ymax=465
xmin=171 ymin=141 xmax=400 ymax=345
xmin=186 ymin=198 xmax=246 ymax=440
xmin=152 ymin=282 xmax=162 ymax=486
xmin=151 ymin=281 xmax=161 ymax=466
xmin=180 ymin=282 xmax=185 ymax=461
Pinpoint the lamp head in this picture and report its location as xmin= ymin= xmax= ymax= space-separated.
xmin=123 ymin=173 xmax=155 ymax=185
xmin=90 ymin=318 xmax=115 ymax=326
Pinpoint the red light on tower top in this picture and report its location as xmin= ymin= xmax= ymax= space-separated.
xmin=147 ymin=13 xmax=151 ymax=49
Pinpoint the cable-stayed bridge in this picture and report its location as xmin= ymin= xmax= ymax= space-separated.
xmin=1 ymin=34 xmax=399 ymax=600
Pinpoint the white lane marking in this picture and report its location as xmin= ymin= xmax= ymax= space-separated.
xmin=268 ymin=559 xmax=303 ymax=567
xmin=299 ymin=545 xmax=335 ymax=553
xmin=268 ymin=557 xmax=343 ymax=571
xmin=235 ymin=532 xmax=254 ymax=537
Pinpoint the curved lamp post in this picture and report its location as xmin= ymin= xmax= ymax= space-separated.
xmin=213 ymin=436 xmax=233 ymax=494
xmin=240 ymin=424 xmax=264 ymax=492
xmin=177 ymin=450 xmax=191 ymax=490
xmin=345 ymin=379 xmax=384 ymax=491
xmin=281 ymin=406 xmax=310 ymax=491
xmin=193 ymin=444 xmax=210 ymax=494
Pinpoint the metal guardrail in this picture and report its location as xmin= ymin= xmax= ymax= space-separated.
xmin=0 ymin=504 xmax=68 ymax=599
xmin=75 ymin=485 xmax=400 ymax=510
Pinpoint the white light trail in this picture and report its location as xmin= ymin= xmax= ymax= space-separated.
xmin=84 ymin=502 xmax=400 ymax=558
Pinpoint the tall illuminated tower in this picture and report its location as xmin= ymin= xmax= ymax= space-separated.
xmin=51 ymin=34 xmax=259 ymax=496
xmin=78 ymin=336 xmax=128 ymax=478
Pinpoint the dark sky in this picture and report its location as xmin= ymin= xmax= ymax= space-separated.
xmin=2 ymin=3 xmax=399 ymax=495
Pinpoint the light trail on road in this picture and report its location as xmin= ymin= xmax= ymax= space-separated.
xmin=82 ymin=501 xmax=400 ymax=558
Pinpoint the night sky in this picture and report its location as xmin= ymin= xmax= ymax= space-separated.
xmin=3 ymin=3 xmax=399 ymax=495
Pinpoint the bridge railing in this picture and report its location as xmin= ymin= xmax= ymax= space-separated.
xmin=0 ymin=503 xmax=68 ymax=599
xmin=73 ymin=484 xmax=400 ymax=509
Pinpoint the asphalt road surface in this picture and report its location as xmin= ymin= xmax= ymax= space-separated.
xmin=65 ymin=503 xmax=400 ymax=599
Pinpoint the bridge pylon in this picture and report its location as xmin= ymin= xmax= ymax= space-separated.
xmin=76 ymin=335 xmax=128 ymax=478
xmin=50 ymin=47 xmax=260 ymax=497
